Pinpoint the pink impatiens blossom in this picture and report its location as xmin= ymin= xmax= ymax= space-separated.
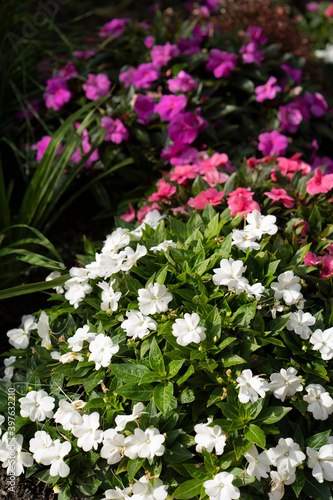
xmin=245 ymin=25 xmax=267 ymax=45
xmin=167 ymin=71 xmax=198 ymax=93
xmin=99 ymin=18 xmax=130 ymax=39
xmin=150 ymin=42 xmax=180 ymax=68
xmin=258 ymin=131 xmax=288 ymax=156
xmin=188 ymin=188 xmax=225 ymax=209
xmin=305 ymin=92 xmax=328 ymax=117
xmin=255 ymin=76 xmax=281 ymax=102
xmin=119 ymin=67 xmax=136 ymax=88
xmin=32 ymin=136 xmax=62 ymax=163
xmin=43 ymin=77 xmax=72 ymax=111
xmin=280 ymin=63 xmax=302 ymax=84
xmin=240 ymin=41 xmax=265 ymax=65
xmin=199 ymin=152 xmax=230 ymax=173
xmin=161 ymin=141 xmax=200 ymax=166
xmin=307 ymin=169 xmax=333 ymax=195
xmin=304 ymin=252 xmax=324 ymax=267
xmin=155 ymin=94 xmax=187 ymax=122
xmin=72 ymin=50 xmax=96 ymax=59
xmin=264 ymin=187 xmax=295 ymax=208
xmin=206 ymin=49 xmax=237 ymax=78
xmin=203 ymin=170 xmax=229 ymax=187
xmin=144 ymin=36 xmax=155 ymax=49
xmin=227 ymin=187 xmax=260 ymax=217
xmin=101 ymin=117 xmax=129 ymax=144
xmin=70 ymin=122 xmax=99 ymax=168
xmin=276 ymin=154 xmax=311 ymax=179
xmin=177 ymin=37 xmax=201 ymax=55
xmin=56 ymin=62 xmax=77 ymax=80
xmin=325 ymin=4 xmax=333 ymax=17
xmin=148 ymin=179 xmax=177 ymax=203
xmin=120 ymin=203 xmax=136 ymax=222
xmin=132 ymin=63 xmax=160 ymax=89
xmin=278 ymin=102 xmax=303 ymax=134
xmin=320 ymin=255 xmax=333 ymax=279
xmin=169 ymin=164 xmax=199 ymax=184
xmin=133 ymin=95 xmax=155 ymax=124
xmin=168 ymin=111 xmax=206 ymax=144
xmin=82 ymin=74 xmax=111 ymax=101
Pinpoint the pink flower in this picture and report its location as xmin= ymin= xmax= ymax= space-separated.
xmin=304 ymin=252 xmax=324 ymax=267
xmin=148 ymin=179 xmax=177 ymax=203
xmin=278 ymin=102 xmax=303 ymax=134
xmin=264 ymin=187 xmax=295 ymax=208
xmin=168 ymin=111 xmax=206 ymax=144
xmin=320 ymin=255 xmax=333 ymax=279
xmin=206 ymin=49 xmax=237 ymax=78
xmin=295 ymin=219 xmax=309 ymax=237
xmin=255 ymin=76 xmax=281 ymax=102
xmin=150 ymin=42 xmax=180 ymax=68
xmin=56 ymin=62 xmax=78 ymax=80
xmin=43 ymin=77 xmax=72 ymax=111
xmin=73 ymin=50 xmax=96 ymax=59
xmin=137 ymin=203 xmax=160 ymax=223
xmin=203 ymin=170 xmax=229 ymax=186
xmin=245 ymin=26 xmax=267 ymax=45
xmin=70 ymin=123 xmax=99 ymax=168
xmin=33 ymin=136 xmax=62 ymax=163
xmin=133 ymin=95 xmax=155 ymax=124
xmin=280 ymin=63 xmax=302 ymax=85
xmin=155 ymin=94 xmax=187 ymax=121
xmin=83 ymin=74 xmax=111 ymax=101
xmin=327 ymin=243 xmax=333 ymax=256
xmin=305 ymin=92 xmax=328 ymax=117
xmin=307 ymin=168 xmax=333 ymax=195
xmin=101 ymin=117 xmax=129 ymax=144
xmin=276 ymin=154 xmax=311 ymax=179
xmin=168 ymin=71 xmax=198 ymax=93
xmin=144 ymin=36 xmax=155 ymax=49
xmin=119 ymin=67 xmax=136 ymax=88
xmin=120 ymin=203 xmax=136 ymax=222
xmin=306 ymin=2 xmax=319 ymax=12
xmin=161 ymin=142 xmax=200 ymax=166
xmin=325 ymin=4 xmax=333 ymax=17
xmin=99 ymin=18 xmax=130 ymax=39
xmin=240 ymin=41 xmax=265 ymax=65
xmin=169 ymin=164 xmax=199 ymax=184
xmin=171 ymin=206 xmax=189 ymax=216
xmin=188 ymin=188 xmax=225 ymax=209
xmin=198 ymin=153 xmax=230 ymax=173
xmin=177 ymin=37 xmax=201 ymax=55
xmin=132 ymin=63 xmax=160 ymax=89
xmin=258 ymin=131 xmax=288 ymax=156
xmin=227 ymin=187 xmax=260 ymax=217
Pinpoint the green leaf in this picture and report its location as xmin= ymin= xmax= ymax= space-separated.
xmin=244 ymin=424 xmax=266 ymax=448
xmin=83 ymin=369 xmax=104 ymax=393
xmin=79 ymin=476 xmax=102 ymax=496
xmin=205 ymin=307 xmax=222 ymax=343
xmin=128 ymin=457 xmax=145 ymax=482
xmin=221 ymin=353 xmax=246 ymax=367
xmin=267 ymin=314 xmax=290 ymax=335
xmin=233 ymin=436 xmax=252 ymax=461
xmin=170 ymin=217 xmax=188 ymax=242
xmin=173 ymin=478 xmax=204 ymax=499
xmin=110 ymin=364 xmax=150 ymax=384
xmin=153 ymin=382 xmax=174 ymax=414
xmin=116 ymin=384 xmax=152 ymax=401
xmin=304 ymin=470 xmax=333 ymax=499
xmin=180 ymin=387 xmax=195 ymax=404
xmin=184 ymin=464 xmax=209 ymax=480
xmin=216 ymin=233 xmax=233 ymax=258
xmin=292 ymin=468 xmax=305 ymax=498
xmin=139 ymin=371 xmax=162 ymax=385
xmin=306 ymin=430 xmax=331 ymax=450
xmin=167 ymin=359 xmax=185 ymax=379
xmin=232 ymin=302 xmax=257 ymax=328
xmin=149 ymin=337 xmax=165 ymax=375
xmin=254 ymin=406 xmax=292 ymax=425
xmin=221 ymin=403 xmax=239 ymax=421
xmin=177 ymin=365 xmax=194 ymax=385
xmin=164 ymin=442 xmax=194 ymax=463
xmin=123 ymin=274 xmax=143 ymax=295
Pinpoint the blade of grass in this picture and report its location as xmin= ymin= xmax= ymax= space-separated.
xmin=0 ymin=274 xmax=70 ymax=300
xmin=0 ymin=158 xmax=11 ymax=228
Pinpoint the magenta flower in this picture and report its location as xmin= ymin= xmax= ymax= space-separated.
xmin=70 ymin=123 xmax=99 ymax=168
xmin=198 ymin=153 xmax=230 ymax=173
xmin=304 ymin=252 xmax=324 ymax=267
xmin=227 ymin=187 xmax=260 ymax=217
xmin=306 ymin=2 xmax=319 ymax=11
xmin=43 ymin=77 xmax=72 ymax=111
xmin=132 ymin=63 xmax=160 ymax=89
xmin=312 ymin=155 xmax=333 ymax=174
xmin=101 ymin=117 xmax=129 ymax=144
xmin=83 ymin=74 xmax=111 ymax=101
xmin=188 ymin=188 xmax=225 ymax=209
xmin=307 ymin=168 xmax=333 ymax=195
xmin=155 ymin=94 xmax=187 ymax=122
xmin=168 ymin=71 xmax=198 ymax=93
xmin=177 ymin=37 xmax=201 ymax=55
xmin=294 ymin=96 xmax=311 ymax=121
xmin=264 ymin=187 xmax=295 ymax=208
xmin=168 ymin=111 xmax=206 ymax=144
xmin=320 ymin=255 xmax=333 ymax=279
xmin=305 ymin=92 xmax=328 ymax=117
xmin=280 ymin=63 xmax=302 ymax=85
xmin=240 ymin=42 xmax=265 ymax=65
xmin=277 ymin=103 xmax=303 ymax=134
xmin=119 ymin=67 xmax=136 ymax=88
xmin=120 ymin=203 xmax=136 ymax=222
xmin=33 ymin=136 xmax=62 ymax=163
xmin=144 ymin=36 xmax=155 ymax=49
xmin=73 ymin=50 xmax=96 ymax=59
xmin=150 ymin=42 xmax=180 ymax=68
xmin=161 ymin=141 xmax=200 ymax=166
xmin=258 ymin=131 xmax=288 ymax=156
xmin=255 ymin=76 xmax=281 ymax=102
xmin=169 ymin=164 xmax=199 ymax=184
xmin=245 ymin=26 xmax=267 ymax=45
xmin=206 ymin=49 xmax=237 ymax=78
xmin=148 ymin=179 xmax=177 ymax=203
xmin=56 ymin=62 xmax=78 ymax=80
xmin=276 ymin=154 xmax=311 ymax=178
xmin=99 ymin=18 xmax=130 ymax=39
xmin=133 ymin=95 xmax=155 ymax=124
xmin=203 ymin=170 xmax=229 ymax=187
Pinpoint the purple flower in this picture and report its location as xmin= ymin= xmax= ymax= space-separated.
xmin=177 ymin=37 xmax=201 ymax=55
xmin=150 ymin=42 xmax=180 ymax=68
xmin=168 ymin=71 xmax=198 ymax=93
xmin=312 ymin=155 xmax=333 ymax=174
xmin=155 ymin=94 xmax=187 ymax=122
xmin=306 ymin=2 xmax=319 ymax=12
xmin=294 ymin=96 xmax=311 ymax=121
xmin=56 ymin=62 xmax=78 ymax=80
xmin=32 ymin=136 xmax=62 ymax=163
xmin=280 ymin=63 xmax=302 ymax=85
xmin=168 ymin=111 xmax=206 ymax=144
xmin=43 ymin=77 xmax=72 ymax=111
xmin=255 ymin=76 xmax=281 ymax=102
xmin=101 ymin=117 xmax=129 ymax=143
xmin=119 ymin=67 xmax=136 ymax=88
xmin=82 ymin=74 xmax=111 ymax=101
xmin=245 ymin=26 xmax=267 ymax=45
xmin=161 ymin=141 xmax=200 ymax=166
xmin=133 ymin=95 xmax=155 ymax=124
xmin=99 ymin=18 xmax=130 ymax=39
xmin=258 ymin=131 xmax=288 ymax=156
xmin=305 ymin=92 xmax=328 ymax=117
xmin=240 ymin=42 xmax=265 ymax=65
xmin=144 ymin=36 xmax=155 ymax=49
xmin=206 ymin=49 xmax=237 ymax=78
xmin=132 ymin=63 xmax=160 ymax=89
xmin=278 ymin=102 xmax=303 ymax=134
xmin=73 ymin=50 xmax=96 ymax=59
xmin=70 ymin=123 xmax=99 ymax=168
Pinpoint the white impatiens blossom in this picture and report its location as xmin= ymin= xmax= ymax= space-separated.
xmin=100 ymin=429 xmax=125 ymax=464
xmin=0 ymin=433 xmax=33 ymax=476
xmin=172 ymin=312 xmax=206 ymax=347
xmin=86 ymin=252 xmax=126 ymax=280
xmin=244 ymin=444 xmax=271 ymax=480
xmin=45 ymin=270 xmax=64 ymax=294
xmin=232 ymin=229 xmax=261 ymax=252
xmin=103 ymin=486 xmax=132 ymax=499
xmin=37 ymin=311 xmax=52 ymax=348
xmin=194 ymin=418 xmax=226 ymax=455
xmin=64 ymin=269 xmax=92 ymax=308
xmin=19 ymin=390 xmax=55 ymax=422
xmin=1 ymin=356 xmax=16 ymax=380
xmin=307 ymin=444 xmax=333 ymax=483
xmin=72 ymin=412 xmax=103 ymax=451
xmin=41 ymin=439 xmax=71 ymax=477
xmin=150 ymin=240 xmax=177 ymax=253
xmin=67 ymin=324 xmax=96 ymax=352
xmin=268 ymin=469 xmax=296 ymax=500
xmin=0 ymin=415 xmax=5 ymax=436
xmin=131 ymin=210 xmax=166 ymax=238
xmin=59 ymin=352 xmax=84 ymax=364
xmin=102 ymin=227 xmax=130 ymax=256
xmin=212 ymin=258 xmax=247 ymax=289
xmin=53 ymin=399 xmax=86 ymax=431
xmin=124 ymin=428 xmax=165 ymax=460
xmin=315 ymin=44 xmax=333 ymax=63
xmin=310 ymin=328 xmax=333 ymax=361
xmin=236 ymin=369 xmax=270 ymax=403
xmin=303 ymin=384 xmax=333 ymax=420
xmin=269 ymin=367 xmax=304 ymax=402
xmin=267 ymin=438 xmax=306 ymax=475
xmin=132 ymin=476 xmax=168 ymax=500
xmin=138 ymin=283 xmax=173 ymax=315
xmin=203 ymin=471 xmax=240 ymax=500
xmin=98 ymin=280 xmax=122 ymax=312
xmin=286 ymin=310 xmax=316 ymax=339
xmin=120 ymin=244 xmax=147 ymax=272
xmin=245 ymin=210 xmax=278 ymax=239
xmin=88 ymin=333 xmax=119 ymax=370
xmin=121 ymin=310 xmax=157 ymax=340
xmin=270 ymin=271 xmax=303 ymax=305
xmin=7 ymin=314 xmax=37 ymax=349
xmin=115 ymin=402 xmax=146 ymax=431
xmin=29 ymin=430 xmax=53 ymax=463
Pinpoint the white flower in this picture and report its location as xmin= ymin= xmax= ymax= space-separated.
xmin=271 ymin=302 xmax=284 ymax=319
xmin=132 ymin=475 xmax=168 ymax=500
xmin=194 ymin=418 xmax=226 ymax=455
xmin=88 ymin=333 xmax=119 ymax=370
xmin=102 ymin=228 xmax=130 ymax=255
xmin=232 ymin=229 xmax=261 ymax=252
xmin=19 ymin=390 xmax=55 ymax=422
xmin=150 ymin=240 xmax=177 ymax=253
xmin=64 ymin=277 xmax=92 ymax=308
xmin=269 ymin=367 xmax=304 ymax=402
xmin=121 ymin=310 xmax=157 ymax=340
xmin=245 ymin=282 xmax=265 ymax=299
xmin=59 ymin=352 xmax=84 ymax=363
xmin=124 ymin=427 xmax=165 ymax=460
xmin=310 ymin=328 xmax=333 ymax=361
xmin=98 ymin=280 xmax=122 ymax=312
xmin=244 ymin=444 xmax=271 ymax=480
xmin=0 ymin=415 xmax=5 ymax=436
xmin=0 ymin=433 xmax=33 ymax=476
xmin=212 ymin=258 xmax=247 ymax=288
xmin=37 ymin=311 xmax=52 ymax=348
xmin=67 ymin=325 xmax=96 ymax=352
xmin=7 ymin=315 xmax=37 ymax=349
xmin=100 ymin=429 xmax=125 ymax=464
xmin=115 ymin=402 xmax=146 ymax=431
xmin=304 ymin=384 xmax=333 ymax=420
xmin=267 ymin=438 xmax=306 ymax=475
xmin=236 ymin=369 xmax=270 ymax=403
xmin=53 ymin=399 xmax=86 ymax=431
xmin=103 ymin=486 xmax=132 ymax=499
xmin=29 ymin=430 xmax=53 ymax=464
xmin=41 ymin=439 xmax=71 ymax=477
xmin=138 ymin=283 xmax=173 ymax=315
xmin=172 ymin=313 xmax=206 ymax=347
xmin=120 ymin=244 xmax=147 ymax=272
xmin=203 ymin=471 xmax=240 ymax=500
xmin=45 ymin=271 xmax=64 ymax=294
xmin=245 ymin=210 xmax=278 ymax=239
xmin=142 ymin=210 xmax=166 ymax=229
xmin=286 ymin=310 xmax=316 ymax=339
xmin=2 ymin=356 xmax=16 ymax=380
xmin=86 ymin=252 xmax=126 ymax=280
xmin=307 ymin=444 xmax=333 ymax=483
xmin=315 ymin=44 xmax=333 ymax=63
xmin=72 ymin=412 xmax=103 ymax=451
xmin=69 ymin=266 xmax=89 ymax=281
xmin=270 ymin=271 xmax=303 ymax=305
xmin=268 ymin=469 xmax=296 ymax=500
